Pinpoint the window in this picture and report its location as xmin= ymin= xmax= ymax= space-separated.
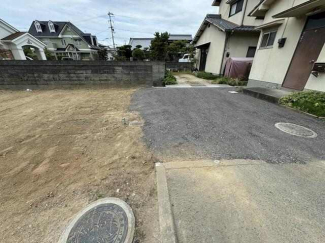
xmin=260 ymin=30 xmax=277 ymax=48
xmin=246 ymin=47 xmax=257 ymax=58
xmin=48 ymin=21 xmax=56 ymax=33
xmin=229 ymin=0 xmax=244 ymax=17
xmin=75 ymin=39 xmax=82 ymax=46
xmin=61 ymin=39 xmax=66 ymax=46
xmin=34 ymin=21 xmax=42 ymax=33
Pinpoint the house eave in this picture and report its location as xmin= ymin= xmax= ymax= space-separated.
xmin=212 ymin=0 xmax=221 ymax=6
xmin=255 ymin=19 xmax=285 ymax=30
xmin=273 ymin=0 xmax=325 ymax=18
xmin=248 ymin=0 xmax=277 ymax=17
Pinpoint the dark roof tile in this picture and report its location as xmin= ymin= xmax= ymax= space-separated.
xmin=2 ymin=32 xmax=26 ymax=40
xmin=194 ymin=14 xmax=260 ymax=44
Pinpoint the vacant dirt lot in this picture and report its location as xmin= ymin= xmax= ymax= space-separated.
xmin=0 ymin=89 xmax=159 ymax=243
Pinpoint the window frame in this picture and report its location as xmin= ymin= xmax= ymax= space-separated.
xmin=34 ymin=21 xmax=43 ymax=33
xmin=229 ymin=0 xmax=244 ymax=17
xmin=246 ymin=46 xmax=257 ymax=58
xmin=48 ymin=21 xmax=56 ymax=33
xmin=259 ymin=30 xmax=278 ymax=49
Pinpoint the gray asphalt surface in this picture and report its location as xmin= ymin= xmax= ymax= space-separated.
xmin=131 ymin=88 xmax=325 ymax=163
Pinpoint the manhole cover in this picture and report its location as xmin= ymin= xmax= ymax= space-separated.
xmin=275 ymin=123 xmax=317 ymax=138
xmin=59 ymin=198 xmax=135 ymax=243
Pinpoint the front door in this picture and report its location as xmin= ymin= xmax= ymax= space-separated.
xmin=199 ymin=49 xmax=208 ymax=71
xmin=283 ymin=12 xmax=325 ymax=90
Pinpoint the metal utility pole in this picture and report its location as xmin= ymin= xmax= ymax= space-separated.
xmin=108 ymin=12 xmax=116 ymax=49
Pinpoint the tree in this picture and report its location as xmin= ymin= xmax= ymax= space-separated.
xmin=150 ymin=32 xmax=169 ymax=61
xmin=143 ymin=47 xmax=150 ymax=60
xmin=167 ymin=40 xmax=188 ymax=61
xmin=98 ymin=48 xmax=108 ymax=61
xmin=116 ymin=45 xmax=132 ymax=60
xmin=44 ymin=48 xmax=56 ymax=60
xmin=132 ymin=48 xmax=145 ymax=61
xmin=23 ymin=47 xmax=38 ymax=60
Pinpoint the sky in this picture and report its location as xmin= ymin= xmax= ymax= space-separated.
xmin=0 ymin=0 xmax=217 ymax=47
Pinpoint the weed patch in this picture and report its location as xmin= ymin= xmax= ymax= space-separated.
xmin=280 ymin=91 xmax=325 ymax=117
xmin=212 ymin=77 xmax=247 ymax=86
xmin=163 ymin=70 xmax=177 ymax=85
xmin=196 ymin=72 xmax=220 ymax=80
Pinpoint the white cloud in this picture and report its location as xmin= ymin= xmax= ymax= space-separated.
xmin=0 ymin=0 xmax=217 ymax=46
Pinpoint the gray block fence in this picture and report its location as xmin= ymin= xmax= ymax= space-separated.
xmin=0 ymin=61 xmax=165 ymax=89
xmin=166 ymin=62 xmax=193 ymax=72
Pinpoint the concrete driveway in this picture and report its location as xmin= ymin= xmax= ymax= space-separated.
xmin=131 ymin=88 xmax=325 ymax=243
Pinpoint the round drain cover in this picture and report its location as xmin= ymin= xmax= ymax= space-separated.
xmin=275 ymin=123 xmax=317 ymax=138
xmin=59 ymin=198 xmax=135 ymax=243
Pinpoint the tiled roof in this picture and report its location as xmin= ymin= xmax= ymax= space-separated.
xmin=169 ymin=34 xmax=192 ymax=41
xmin=233 ymin=26 xmax=259 ymax=32
xmin=2 ymin=32 xmax=25 ymax=41
xmin=28 ymin=21 xmax=99 ymax=49
xmin=206 ymin=15 xmax=238 ymax=31
xmin=193 ymin=14 xmax=260 ymax=44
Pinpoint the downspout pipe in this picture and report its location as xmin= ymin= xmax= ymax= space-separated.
xmin=219 ymin=31 xmax=230 ymax=75
xmin=241 ymin=0 xmax=249 ymax=26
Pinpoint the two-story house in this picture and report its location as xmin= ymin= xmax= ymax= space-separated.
xmin=193 ymin=0 xmax=263 ymax=74
xmin=28 ymin=21 xmax=100 ymax=60
xmin=248 ymin=0 xmax=325 ymax=92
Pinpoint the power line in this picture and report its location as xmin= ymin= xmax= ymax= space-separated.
xmin=74 ymin=14 xmax=107 ymax=23
xmin=115 ymin=28 xmax=153 ymax=35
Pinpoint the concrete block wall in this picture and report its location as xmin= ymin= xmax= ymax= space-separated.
xmin=0 ymin=61 xmax=165 ymax=89
xmin=166 ymin=62 xmax=193 ymax=72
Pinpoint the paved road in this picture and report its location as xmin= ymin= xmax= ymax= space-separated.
xmin=132 ymin=87 xmax=325 ymax=243
xmin=131 ymin=88 xmax=325 ymax=164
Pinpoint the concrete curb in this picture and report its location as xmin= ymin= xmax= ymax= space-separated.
xmin=279 ymin=104 xmax=325 ymax=120
xmin=155 ymin=163 xmax=178 ymax=243
xmin=242 ymin=88 xmax=280 ymax=104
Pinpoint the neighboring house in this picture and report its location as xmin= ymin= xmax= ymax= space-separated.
xmin=28 ymin=21 xmax=100 ymax=60
xmin=129 ymin=34 xmax=193 ymax=50
xmin=98 ymin=44 xmax=117 ymax=61
xmin=248 ymin=0 xmax=325 ymax=92
xmin=193 ymin=0 xmax=263 ymax=74
xmin=0 ymin=19 xmax=47 ymax=60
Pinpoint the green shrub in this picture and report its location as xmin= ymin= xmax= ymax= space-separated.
xmin=279 ymin=91 xmax=325 ymax=117
xmin=163 ymin=70 xmax=177 ymax=85
xmin=196 ymin=72 xmax=220 ymax=80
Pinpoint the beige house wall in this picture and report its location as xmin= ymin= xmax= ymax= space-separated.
xmin=219 ymin=0 xmax=263 ymax=26
xmin=227 ymin=32 xmax=260 ymax=57
xmin=248 ymin=0 xmax=325 ymax=92
xmin=249 ymin=15 xmax=306 ymax=85
xmin=222 ymin=31 xmax=260 ymax=72
xmin=196 ymin=25 xmax=226 ymax=74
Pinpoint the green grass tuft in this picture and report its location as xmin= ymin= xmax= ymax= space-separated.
xmin=196 ymin=72 xmax=220 ymax=80
xmin=212 ymin=77 xmax=247 ymax=86
xmin=163 ymin=70 xmax=177 ymax=85
xmin=279 ymin=91 xmax=325 ymax=117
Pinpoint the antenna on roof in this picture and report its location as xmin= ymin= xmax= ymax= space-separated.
xmin=108 ymin=12 xmax=116 ymax=49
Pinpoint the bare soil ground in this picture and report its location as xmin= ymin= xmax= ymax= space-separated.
xmin=0 ymin=89 xmax=160 ymax=243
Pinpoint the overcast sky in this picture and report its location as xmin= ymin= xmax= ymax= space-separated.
xmin=0 ymin=0 xmax=217 ymax=47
